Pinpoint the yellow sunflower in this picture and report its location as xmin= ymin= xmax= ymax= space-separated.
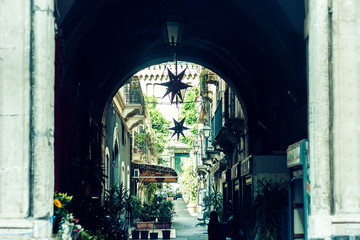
xmin=54 ymin=199 xmax=62 ymax=208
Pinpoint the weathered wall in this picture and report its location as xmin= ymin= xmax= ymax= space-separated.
xmin=308 ymin=0 xmax=360 ymax=238
xmin=102 ymin=100 xmax=132 ymax=191
xmin=0 ymin=0 xmax=55 ymax=238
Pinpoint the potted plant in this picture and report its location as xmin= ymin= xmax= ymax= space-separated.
xmin=136 ymin=202 xmax=155 ymax=230
xmin=126 ymin=195 xmax=142 ymax=238
xmin=149 ymin=231 xmax=158 ymax=239
xmin=126 ymin=195 xmax=142 ymax=221
xmin=140 ymin=230 xmax=149 ymax=239
xmin=131 ymin=229 xmax=140 ymax=239
xmin=100 ymin=184 xmax=129 ymax=239
xmin=162 ymin=229 xmax=171 ymax=239
xmin=252 ymin=179 xmax=288 ymax=240
xmin=53 ymin=192 xmax=73 ymax=235
xmin=203 ymin=189 xmax=224 ymax=219
xmin=155 ymin=200 xmax=175 ymax=229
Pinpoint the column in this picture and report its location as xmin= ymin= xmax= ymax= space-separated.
xmin=0 ymin=0 xmax=55 ymax=238
xmin=331 ymin=0 xmax=360 ymax=235
xmin=308 ymin=0 xmax=333 ymax=237
xmin=308 ymin=0 xmax=360 ymax=238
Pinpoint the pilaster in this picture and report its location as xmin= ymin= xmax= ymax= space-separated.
xmin=308 ymin=0 xmax=360 ymax=238
xmin=0 ymin=0 xmax=55 ymax=238
xmin=308 ymin=0 xmax=333 ymax=237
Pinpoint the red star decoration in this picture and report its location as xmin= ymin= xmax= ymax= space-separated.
xmin=158 ymin=68 xmax=192 ymax=104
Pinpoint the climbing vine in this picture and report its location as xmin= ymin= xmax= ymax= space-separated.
xmin=180 ymin=87 xmax=199 ymax=147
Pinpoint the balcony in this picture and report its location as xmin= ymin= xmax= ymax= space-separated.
xmin=212 ymin=118 xmax=245 ymax=155
xmin=123 ymin=79 xmax=147 ymax=130
xmin=211 ymin=100 xmax=223 ymax=139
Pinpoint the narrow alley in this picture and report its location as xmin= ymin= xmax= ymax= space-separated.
xmin=5 ymin=1 xmax=360 ymax=239
xmin=172 ymin=199 xmax=207 ymax=240
xmin=130 ymin=198 xmax=208 ymax=240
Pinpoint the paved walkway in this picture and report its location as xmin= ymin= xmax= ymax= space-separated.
xmin=172 ymin=198 xmax=208 ymax=240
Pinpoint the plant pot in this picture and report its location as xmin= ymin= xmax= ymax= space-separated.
xmin=150 ymin=232 xmax=158 ymax=239
xmin=187 ymin=203 xmax=196 ymax=213
xmin=136 ymin=221 xmax=154 ymax=230
xmin=132 ymin=230 xmax=140 ymax=239
xmin=162 ymin=230 xmax=171 ymax=239
xmin=140 ymin=230 xmax=149 ymax=239
xmin=155 ymin=222 xmax=172 ymax=229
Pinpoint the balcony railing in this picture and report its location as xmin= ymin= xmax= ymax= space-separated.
xmin=123 ymin=80 xmax=145 ymax=113
xmin=211 ymin=99 xmax=223 ymax=139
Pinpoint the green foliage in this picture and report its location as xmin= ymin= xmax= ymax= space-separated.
xmin=136 ymin=95 xmax=171 ymax=159
xmin=134 ymin=130 xmax=151 ymax=152
xmin=134 ymin=129 xmax=165 ymax=158
xmin=145 ymin=182 xmax=160 ymax=202
xmin=70 ymin=184 xmax=129 ymax=239
xmin=100 ymin=184 xmax=129 ymax=239
xmin=180 ymin=87 xmax=199 ymax=125
xmin=139 ymin=195 xmax=162 ymax=222
xmin=137 ymin=195 xmax=176 ymax=223
xmin=180 ymin=87 xmax=199 ymax=147
xmin=53 ymin=192 xmax=73 ymax=234
xmin=199 ymin=68 xmax=209 ymax=92
xmin=125 ymin=195 xmax=142 ymax=225
xmin=203 ymin=189 xmax=223 ymax=219
xmin=72 ymin=156 xmax=106 ymax=186
xmin=146 ymin=95 xmax=171 ymax=137
xmin=140 ymin=202 xmax=155 ymax=222
xmin=157 ymin=157 xmax=165 ymax=165
xmin=180 ymin=163 xmax=199 ymax=204
xmin=158 ymin=200 xmax=176 ymax=222
xmin=150 ymin=111 xmax=171 ymax=136
xmin=79 ymin=230 xmax=106 ymax=240
xmin=252 ymin=179 xmax=288 ymax=240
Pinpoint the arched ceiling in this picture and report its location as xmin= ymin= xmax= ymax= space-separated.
xmin=58 ymin=0 xmax=305 ymax=126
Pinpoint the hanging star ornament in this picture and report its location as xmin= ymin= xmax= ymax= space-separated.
xmin=169 ymin=118 xmax=190 ymax=140
xmin=158 ymin=68 xmax=192 ymax=104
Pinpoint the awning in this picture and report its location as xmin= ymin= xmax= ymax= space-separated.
xmin=133 ymin=163 xmax=178 ymax=183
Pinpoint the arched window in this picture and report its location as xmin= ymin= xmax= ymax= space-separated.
xmin=121 ymin=162 xmax=125 ymax=188
xmin=105 ymin=147 xmax=110 ymax=190
xmin=127 ymin=165 xmax=130 ymax=191
xmin=113 ymin=141 xmax=120 ymax=186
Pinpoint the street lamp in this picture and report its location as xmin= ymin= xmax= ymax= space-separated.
xmin=193 ymin=140 xmax=200 ymax=166
xmin=202 ymin=125 xmax=211 ymax=140
xmin=162 ymin=21 xmax=184 ymax=47
xmin=199 ymin=124 xmax=212 ymax=216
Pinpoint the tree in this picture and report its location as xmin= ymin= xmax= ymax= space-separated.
xmin=146 ymin=95 xmax=171 ymax=140
xmin=180 ymin=162 xmax=199 ymax=204
xmin=180 ymin=87 xmax=199 ymax=147
xmin=142 ymin=95 xmax=171 ymax=163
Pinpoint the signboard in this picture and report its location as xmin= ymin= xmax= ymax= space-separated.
xmin=245 ymin=175 xmax=252 ymax=185
xmin=240 ymin=156 xmax=251 ymax=176
xmin=234 ymin=179 xmax=240 ymax=191
xmin=231 ymin=163 xmax=238 ymax=180
xmin=287 ymin=139 xmax=307 ymax=168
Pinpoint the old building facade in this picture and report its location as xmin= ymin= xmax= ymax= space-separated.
xmin=1 ymin=0 xmax=360 ymax=239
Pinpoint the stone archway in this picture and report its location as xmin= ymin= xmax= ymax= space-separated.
xmin=3 ymin=0 xmax=360 ymax=238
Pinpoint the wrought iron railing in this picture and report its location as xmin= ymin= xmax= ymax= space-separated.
xmin=211 ymin=99 xmax=223 ymax=139
xmin=123 ymin=79 xmax=145 ymax=113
